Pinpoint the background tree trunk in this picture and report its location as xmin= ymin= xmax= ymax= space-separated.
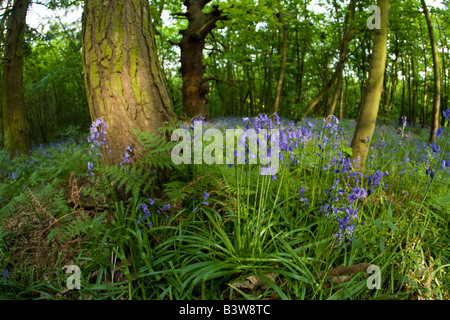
xmin=176 ymin=0 xmax=227 ymax=122
xmin=272 ymin=9 xmax=288 ymax=115
xmin=1 ymin=0 xmax=31 ymax=157
xmin=350 ymin=0 xmax=389 ymax=171
xmin=82 ymin=0 xmax=177 ymax=167
xmin=327 ymin=73 xmax=342 ymax=117
xmin=420 ymin=0 xmax=441 ymax=143
xmin=300 ymin=0 xmax=355 ymax=120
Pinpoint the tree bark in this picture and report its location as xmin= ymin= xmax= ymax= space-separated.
xmin=350 ymin=0 xmax=389 ymax=172
xmin=82 ymin=0 xmax=177 ymax=167
xmin=327 ymin=73 xmax=342 ymax=117
xmin=1 ymin=0 xmax=31 ymax=158
xmin=272 ymin=8 xmax=288 ymax=115
xmin=176 ymin=0 xmax=227 ymax=121
xmin=387 ymin=41 xmax=399 ymax=111
xmin=420 ymin=0 xmax=441 ymax=143
xmin=300 ymin=0 xmax=355 ymax=120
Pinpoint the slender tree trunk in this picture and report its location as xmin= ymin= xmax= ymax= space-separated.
xmin=387 ymin=48 xmax=398 ymax=111
xmin=350 ymin=0 xmax=389 ymax=171
xmin=327 ymin=73 xmax=342 ymax=117
xmin=300 ymin=0 xmax=355 ymax=120
xmin=422 ymin=52 xmax=428 ymax=128
xmin=82 ymin=0 xmax=177 ymax=167
xmin=420 ymin=0 xmax=441 ymax=143
xmin=272 ymin=9 xmax=288 ymax=115
xmin=2 ymin=0 xmax=31 ymax=157
xmin=407 ymin=58 xmax=412 ymax=124
xmin=411 ymin=55 xmax=417 ymax=126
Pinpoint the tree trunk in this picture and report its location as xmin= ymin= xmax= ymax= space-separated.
xmin=300 ymin=0 xmax=355 ymax=120
xmin=387 ymin=45 xmax=398 ymax=111
xmin=340 ymin=74 xmax=346 ymax=119
xmin=327 ymin=73 xmax=342 ymax=117
xmin=411 ymin=55 xmax=417 ymax=126
xmin=175 ymin=0 xmax=226 ymax=121
xmin=1 ymin=0 xmax=31 ymax=157
xmin=82 ymin=0 xmax=177 ymax=167
xmin=420 ymin=0 xmax=441 ymax=143
xmin=272 ymin=9 xmax=288 ymax=115
xmin=350 ymin=0 xmax=389 ymax=172
xmin=422 ymin=52 xmax=428 ymax=128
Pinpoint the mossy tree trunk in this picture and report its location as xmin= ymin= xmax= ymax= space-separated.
xmin=420 ymin=0 xmax=441 ymax=143
xmin=350 ymin=0 xmax=389 ymax=172
xmin=2 ymin=0 xmax=31 ymax=158
xmin=82 ymin=0 xmax=177 ymax=167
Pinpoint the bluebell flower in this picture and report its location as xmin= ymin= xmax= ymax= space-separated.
xmin=299 ymin=186 xmax=305 ymax=197
xmin=334 ymin=206 xmax=359 ymax=242
xmin=88 ymin=162 xmax=94 ymax=170
xmin=430 ymin=143 xmax=440 ymax=154
xmin=203 ymin=191 xmax=210 ymax=200
xmin=435 ymin=127 xmax=443 ymax=139
xmin=0 ymin=269 xmax=8 ymax=281
xmin=348 ymin=186 xmax=367 ymax=203
xmin=444 ymin=109 xmax=450 ymax=120
xmin=401 ymin=116 xmax=407 ymax=129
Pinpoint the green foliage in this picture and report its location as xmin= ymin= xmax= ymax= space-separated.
xmin=24 ymin=20 xmax=90 ymax=144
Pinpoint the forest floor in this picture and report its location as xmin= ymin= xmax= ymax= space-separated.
xmin=0 ymin=115 xmax=448 ymax=300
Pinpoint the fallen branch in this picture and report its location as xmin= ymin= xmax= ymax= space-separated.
xmin=317 ymin=262 xmax=370 ymax=289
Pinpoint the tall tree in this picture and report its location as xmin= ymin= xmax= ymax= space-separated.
xmin=350 ymin=0 xmax=389 ymax=171
xmin=82 ymin=0 xmax=177 ymax=167
xmin=271 ymin=1 xmax=288 ymax=115
xmin=1 ymin=0 xmax=31 ymax=157
xmin=172 ymin=0 xmax=227 ymax=122
xmin=300 ymin=0 xmax=355 ymax=120
xmin=420 ymin=0 xmax=440 ymax=143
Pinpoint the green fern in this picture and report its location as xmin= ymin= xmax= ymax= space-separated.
xmin=46 ymin=212 xmax=107 ymax=244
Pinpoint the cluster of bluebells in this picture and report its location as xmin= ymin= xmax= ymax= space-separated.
xmin=87 ymin=117 xmax=109 ymax=176
xmin=0 ymin=269 xmax=8 ymax=281
xmin=367 ymin=170 xmax=389 ymax=195
xmin=87 ymin=117 xmax=109 ymax=156
xmin=333 ymin=205 xmax=360 ymax=242
xmin=8 ymin=168 xmax=18 ymax=180
xmin=425 ymin=109 xmax=450 ymax=179
xmin=227 ymin=113 xmax=323 ymax=181
xmin=299 ymin=186 xmax=308 ymax=203
xmin=318 ymin=177 xmax=372 ymax=243
xmin=137 ymin=199 xmax=170 ymax=231
xmin=120 ymin=146 xmax=133 ymax=171
xmin=193 ymin=191 xmax=210 ymax=212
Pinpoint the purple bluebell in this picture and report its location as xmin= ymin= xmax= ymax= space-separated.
xmin=348 ymin=186 xmax=367 ymax=203
xmin=444 ymin=109 xmax=450 ymax=120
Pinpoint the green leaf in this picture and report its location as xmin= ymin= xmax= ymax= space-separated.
xmin=341 ymin=146 xmax=353 ymax=156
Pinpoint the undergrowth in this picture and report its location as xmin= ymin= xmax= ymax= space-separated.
xmin=0 ymin=114 xmax=448 ymax=300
